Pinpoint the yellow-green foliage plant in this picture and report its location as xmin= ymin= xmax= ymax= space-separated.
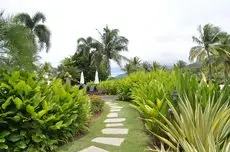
xmin=117 ymin=71 xmax=148 ymax=101
xmin=130 ymin=70 xmax=175 ymax=136
xmin=0 ymin=70 xmax=90 ymax=152
xmin=130 ymin=68 xmax=230 ymax=147
xmin=97 ymin=80 xmax=118 ymax=95
xmin=152 ymin=94 xmax=230 ymax=152
xmin=90 ymin=95 xmax=104 ymax=115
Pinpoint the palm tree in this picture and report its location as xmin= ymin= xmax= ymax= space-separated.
xmin=122 ymin=56 xmax=142 ymax=74
xmin=96 ymin=26 xmax=129 ymax=75
xmin=77 ymin=37 xmax=94 ymax=56
xmin=76 ymin=37 xmax=102 ymax=69
xmin=213 ymin=33 xmax=230 ymax=83
xmin=0 ymin=12 xmax=37 ymax=70
xmin=142 ymin=61 xmax=152 ymax=72
xmin=176 ymin=60 xmax=187 ymax=69
xmin=152 ymin=61 xmax=161 ymax=71
xmin=14 ymin=12 xmax=51 ymax=52
xmin=189 ymin=24 xmax=222 ymax=82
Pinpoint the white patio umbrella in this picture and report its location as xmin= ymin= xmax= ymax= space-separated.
xmin=94 ymin=71 xmax=99 ymax=84
xmin=80 ymin=72 xmax=85 ymax=84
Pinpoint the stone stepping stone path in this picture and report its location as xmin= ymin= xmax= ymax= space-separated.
xmin=79 ymin=146 xmax=108 ymax=152
xmin=109 ymin=107 xmax=123 ymax=110
xmin=102 ymin=128 xmax=128 ymax=134
xmin=92 ymin=137 xmax=125 ymax=146
xmin=110 ymin=109 xmax=121 ymax=112
xmin=106 ymin=123 xmax=124 ymax=127
xmin=107 ymin=113 xmax=118 ymax=118
xmin=79 ymin=100 xmax=129 ymax=152
xmin=104 ymin=118 xmax=126 ymax=123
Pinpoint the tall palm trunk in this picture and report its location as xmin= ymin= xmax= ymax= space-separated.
xmin=224 ymin=67 xmax=228 ymax=83
xmin=224 ymin=62 xmax=229 ymax=83
xmin=206 ymin=49 xmax=212 ymax=83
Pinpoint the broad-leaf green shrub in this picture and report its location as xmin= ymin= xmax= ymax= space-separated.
xmin=0 ymin=71 xmax=90 ymax=152
xmin=90 ymin=95 xmax=104 ymax=115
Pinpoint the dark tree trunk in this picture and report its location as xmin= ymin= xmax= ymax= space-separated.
xmin=224 ymin=65 xmax=228 ymax=83
xmin=207 ymin=49 xmax=212 ymax=83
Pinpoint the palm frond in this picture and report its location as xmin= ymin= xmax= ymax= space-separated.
xmin=34 ymin=24 xmax=51 ymax=52
xmin=189 ymin=46 xmax=205 ymax=62
xmin=13 ymin=13 xmax=33 ymax=29
xmin=192 ymin=36 xmax=203 ymax=45
xmin=32 ymin=12 xmax=46 ymax=24
xmin=77 ymin=37 xmax=87 ymax=44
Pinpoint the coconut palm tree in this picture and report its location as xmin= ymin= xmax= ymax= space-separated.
xmin=152 ymin=61 xmax=161 ymax=71
xmin=14 ymin=12 xmax=51 ymax=52
xmin=176 ymin=60 xmax=187 ymax=69
xmin=122 ymin=56 xmax=142 ymax=74
xmin=76 ymin=37 xmax=102 ymax=69
xmin=95 ymin=26 xmax=129 ymax=75
xmin=213 ymin=33 xmax=230 ymax=82
xmin=77 ymin=37 xmax=94 ymax=56
xmin=0 ymin=12 xmax=37 ymax=70
xmin=142 ymin=61 xmax=152 ymax=72
xmin=189 ymin=24 xmax=222 ymax=82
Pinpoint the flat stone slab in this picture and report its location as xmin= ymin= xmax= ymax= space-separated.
xmin=92 ymin=137 xmax=125 ymax=146
xmin=79 ymin=146 xmax=108 ymax=152
xmin=109 ymin=106 xmax=122 ymax=109
xmin=107 ymin=112 xmax=118 ymax=118
xmin=106 ymin=123 xmax=124 ymax=127
xmin=102 ymin=128 xmax=128 ymax=134
xmin=105 ymin=101 xmax=118 ymax=105
xmin=104 ymin=118 xmax=126 ymax=123
xmin=110 ymin=109 xmax=121 ymax=112
xmin=107 ymin=102 xmax=118 ymax=105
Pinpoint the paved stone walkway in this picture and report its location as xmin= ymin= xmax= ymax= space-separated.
xmin=78 ymin=98 xmax=129 ymax=152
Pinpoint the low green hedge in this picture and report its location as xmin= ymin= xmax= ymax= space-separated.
xmin=0 ymin=71 xmax=90 ymax=152
xmin=97 ymin=80 xmax=118 ymax=95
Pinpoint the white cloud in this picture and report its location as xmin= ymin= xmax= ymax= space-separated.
xmin=1 ymin=0 xmax=230 ymax=74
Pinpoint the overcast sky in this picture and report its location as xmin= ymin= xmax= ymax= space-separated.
xmin=1 ymin=0 xmax=230 ymax=76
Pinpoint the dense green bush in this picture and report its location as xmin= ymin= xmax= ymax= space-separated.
xmin=90 ymin=95 xmax=104 ymax=115
xmin=0 ymin=71 xmax=90 ymax=152
xmin=97 ymin=80 xmax=118 ymax=95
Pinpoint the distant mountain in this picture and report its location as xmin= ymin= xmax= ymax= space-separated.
xmin=115 ymin=73 xmax=126 ymax=78
xmin=166 ymin=65 xmax=174 ymax=70
xmin=187 ymin=62 xmax=202 ymax=68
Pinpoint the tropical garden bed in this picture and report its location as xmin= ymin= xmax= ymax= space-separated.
xmin=97 ymin=68 xmax=230 ymax=151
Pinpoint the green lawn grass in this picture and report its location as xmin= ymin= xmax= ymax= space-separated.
xmin=57 ymin=100 xmax=150 ymax=152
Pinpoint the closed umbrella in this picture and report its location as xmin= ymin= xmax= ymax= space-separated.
xmin=94 ymin=71 xmax=99 ymax=84
xmin=80 ymin=72 xmax=84 ymax=84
